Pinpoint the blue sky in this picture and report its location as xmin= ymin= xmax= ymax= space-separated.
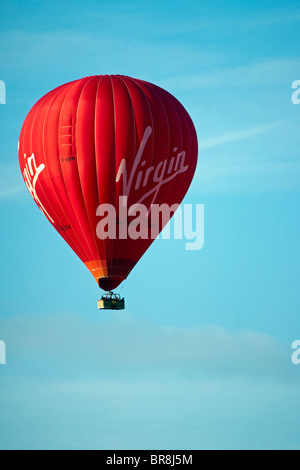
xmin=1 ymin=0 xmax=300 ymax=450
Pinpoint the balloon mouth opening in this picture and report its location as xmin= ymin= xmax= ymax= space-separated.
xmin=98 ymin=276 xmax=124 ymax=292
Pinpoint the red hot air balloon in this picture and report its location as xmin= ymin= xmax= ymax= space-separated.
xmin=18 ymin=75 xmax=198 ymax=304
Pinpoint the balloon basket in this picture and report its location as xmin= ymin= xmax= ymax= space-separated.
xmin=98 ymin=292 xmax=125 ymax=310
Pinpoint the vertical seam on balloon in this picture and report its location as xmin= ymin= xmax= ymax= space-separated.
xmin=190 ymin=114 xmax=198 ymax=177
xmin=93 ymin=76 xmax=105 ymax=280
xmin=107 ymin=74 xmax=116 ymax=279
xmin=157 ymin=88 xmax=185 ymax=216
xmin=94 ymin=75 xmax=108 ymax=282
xmin=176 ymin=99 xmax=195 ymax=193
xmin=154 ymin=87 xmax=195 ymax=209
xmin=28 ymin=95 xmax=58 ymax=218
xmin=47 ymin=83 xmax=91 ymax=262
xmin=113 ymin=75 xmax=136 ymax=279
xmin=117 ymin=75 xmax=146 ymax=279
xmin=146 ymin=84 xmax=171 ymax=223
xmin=70 ymin=78 xmax=101 ymax=262
xmin=133 ymin=79 xmax=155 ymax=166
xmin=40 ymin=88 xmax=88 ymax=261
xmin=28 ymin=88 xmax=87 ymax=262
xmin=118 ymin=76 xmax=155 ymax=278
xmin=57 ymin=79 xmax=96 ymax=262
xmin=110 ymin=75 xmax=120 ymax=278
xmin=43 ymin=86 xmax=90 ymax=256
xmin=114 ymin=76 xmax=130 ymax=278
xmin=55 ymin=82 xmax=92 ymax=262
xmin=93 ymin=76 xmax=108 ymax=279
xmin=74 ymin=76 xmax=105 ymax=274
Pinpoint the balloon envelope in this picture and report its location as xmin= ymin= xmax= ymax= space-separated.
xmin=19 ymin=75 xmax=198 ymax=291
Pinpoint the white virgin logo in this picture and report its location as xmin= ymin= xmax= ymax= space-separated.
xmin=116 ymin=126 xmax=189 ymax=213
xmin=23 ymin=153 xmax=54 ymax=223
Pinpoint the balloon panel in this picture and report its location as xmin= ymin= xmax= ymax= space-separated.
xmin=19 ymin=75 xmax=198 ymax=291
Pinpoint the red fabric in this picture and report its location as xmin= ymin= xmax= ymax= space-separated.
xmin=19 ymin=75 xmax=198 ymax=290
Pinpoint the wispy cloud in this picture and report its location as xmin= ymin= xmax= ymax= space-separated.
xmin=0 ymin=164 xmax=25 ymax=199
xmin=162 ymin=57 xmax=300 ymax=91
xmin=193 ymin=118 xmax=300 ymax=194
xmin=241 ymin=7 xmax=300 ymax=28
xmin=197 ymin=154 xmax=300 ymax=194
xmin=150 ymin=6 xmax=300 ymax=38
xmin=0 ymin=311 xmax=299 ymax=450
xmin=0 ymin=310 xmax=291 ymax=380
xmin=198 ymin=121 xmax=282 ymax=151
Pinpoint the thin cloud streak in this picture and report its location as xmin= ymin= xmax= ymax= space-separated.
xmin=198 ymin=121 xmax=282 ymax=151
xmin=196 ymin=152 xmax=300 ymax=194
xmin=0 ymin=310 xmax=292 ymax=382
xmin=0 ymin=186 xmax=25 ymax=198
xmin=162 ymin=57 xmax=300 ymax=90
xmin=0 ymin=165 xmax=26 ymax=199
xmin=0 ymin=311 xmax=299 ymax=450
